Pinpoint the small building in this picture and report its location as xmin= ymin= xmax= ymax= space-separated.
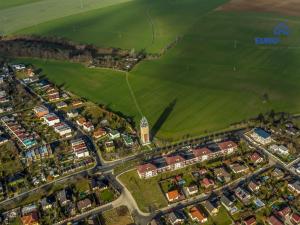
xmin=56 ymin=189 xmax=69 ymax=206
xmin=202 ymin=200 xmax=219 ymax=216
xmin=269 ymin=144 xmax=290 ymax=156
xmin=165 ymin=155 xmax=185 ymax=170
xmin=277 ymin=206 xmax=291 ymax=219
xmin=192 ymin=147 xmax=212 ymax=161
xmin=214 ymin=167 xmax=231 ymax=183
xmin=290 ymin=213 xmax=300 ymax=225
xmin=93 ymin=128 xmax=107 ymax=139
xmin=217 ymin=140 xmax=238 ymax=155
xmin=77 ymin=198 xmax=92 ymax=212
xmin=166 ymin=211 xmax=185 ymax=225
xmin=201 ymin=178 xmax=214 ymax=189
xmin=40 ymin=197 xmax=53 ymax=211
xmin=76 ymin=117 xmax=86 ymax=127
xmin=267 ymin=215 xmax=283 ymax=225
xmin=250 ymin=128 xmax=272 ymax=145
xmin=288 ymin=181 xmax=300 ymax=195
xmin=137 ymin=163 xmax=157 ymax=179
xmin=248 ymin=181 xmax=260 ymax=193
xmin=42 ymin=113 xmax=60 ymax=126
xmin=166 ymin=190 xmax=180 ymax=202
xmin=67 ymin=109 xmax=79 ymax=118
xmin=230 ymin=163 xmax=249 ymax=174
xmin=189 ymin=206 xmax=207 ymax=223
xmin=33 ymin=105 xmax=49 ymax=118
xmin=83 ymin=121 xmax=94 ymax=132
xmin=243 ymin=216 xmax=256 ymax=225
xmin=271 ymin=168 xmax=285 ymax=180
xmin=184 ymin=185 xmax=198 ymax=196
xmin=20 ymin=212 xmax=39 ymax=225
xmin=235 ymin=187 xmax=251 ymax=204
xmin=56 ymin=101 xmax=67 ymax=109
xmin=71 ymin=138 xmax=90 ymax=159
xmin=108 ymin=130 xmax=120 ymax=140
xmin=249 ymin=152 xmax=263 ymax=164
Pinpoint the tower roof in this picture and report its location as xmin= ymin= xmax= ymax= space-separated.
xmin=140 ymin=117 xmax=148 ymax=128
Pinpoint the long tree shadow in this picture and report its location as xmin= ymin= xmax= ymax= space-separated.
xmin=151 ymin=99 xmax=177 ymax=138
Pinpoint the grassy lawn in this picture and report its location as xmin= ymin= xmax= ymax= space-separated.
xmin=0 ymin=142 xmax=23 ymax=176
xmin=99 ymin=189 xmax=114 ymax=202
xmin=119 ymin=165 xmax=199 ymax=212
xmin=11 ymin=0 xmax=300 ymax=140
xmin=119 ymin=170 xmax=168 ymax=213
xmin=101 ymin=206 xmax=134 ymax=225
xmin=75 ymin=178 xmax=90 ymax=193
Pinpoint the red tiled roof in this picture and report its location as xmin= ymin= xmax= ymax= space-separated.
xmin=244 ymin=216 xmax=256 ymax=225
xmin=137 ymin=163 xmax=157 ymax=174
xmin=268 ymin=215 xmax=284 ymax=225
xmin=192 ymin=147 xmax=212 ymax=158
xmin=165 ymin=155 xmax=185 ymax=165
xmin=291 ymin=213 xmax=300 ymax=223
xmin=218 ymin=141 xmax=237 ymax=150
xmin=166 ymin=190 xmax=180 ymax=201
xmin=189 ymin=206 xmax=206 ymax=222
xmin=202 ymin=178 xmax=214 ymax=187
xmin=250 ymin=152 xmax=262 ymax=162
xmin=21 ymin=212 xmax=39 ymax=225
xmin=278 ymin=206 xmax=291 ymax=217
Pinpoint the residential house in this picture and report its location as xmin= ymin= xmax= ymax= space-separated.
xmin=277 ymin=206 xmax=291 ymax=220
xmin=91 ymin=178 xmax=108 ymax=191
xmin=67 ymin=109 xmax=79 ymax=119
xmin=250 ymin=128 xmax=272 ymax=145
xmin=71 ymin=138 xmax=90 ymax=159
xmin=20 ymin=212 xmax=39 ymax=225
xmin=40 ymin=197 xmax=53 ymax=211
xmin=42 ymin=113 xmax=60 ymax=126
xmin=217 ymin=140 xmax=238 ymax=155
xmin=267 ymin=215 xmax=283 ymax=225
xmin=243 ymin=216 xmax=256 ymax=225
xmin=201 ymin=178 xmax=214 ymax=189
xmin=93 ymin=128 xmax=107 ymax=139
xmin=77 ymin=198 xmax=92 ymax=212
xmin=56 ymin=101 xmax=67 ymax=109
xmin=290 ymin=213 xmax=300 ymax=225
xmin=271 ymin=168 xmax=285 ymax=180
xmin=189 ymin=206 xmax=207 ymax=223
xmin=235 ymin=187 xmax=251 ymax=204
xmin=76 ymin=117 xmax=86 ymax=127
xmin=33 ymin=105 xmax=49 ymax=118
xmin=166 ymin=211 xmax=185 ymax=225
xmin=288 ymin=181 xmax=300 ymax=195
xmin=108 ymin=130 xmax=120 ymax=140
xmin=21 ymin=204 xmax=37 ymax=215
xmin=271 ymin=144 xmax=290 ymax=156
xmin=83 ymin=121 xmax=94 ymax=132
xmin=72 ymin=100 xmax=83 ymax=107
xmin=249 ymin=152 xmax=263 ymax=164
xmin=230 ymin=163 xmax=249 ymax=174
xmin=202 ymin=200 xmax=219 ymax=216
xmin=165 ymin=155 xmax=185 ymax=170
xmin=53 ymin=122 xmax=72 ymax=137
xmin=192 ymin=147 xmax=212 ymax=161
xmin=56 ymin=189 xmax=69 ymax=206
xmin=214 ymin=167 xmax=231 ymax=183
xmin=248 ymin=181 xmax=260 ymax=193
xmin=166 ymin=190 xmax=180 ymax=202
xmin=137 ymin=163 xmax=158 ymax=179
xmin=184 ymin=185 xmax=198 ymax=196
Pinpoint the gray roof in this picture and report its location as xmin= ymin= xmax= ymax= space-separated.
xmin=140 ymin=117 xmax=149 ymax=128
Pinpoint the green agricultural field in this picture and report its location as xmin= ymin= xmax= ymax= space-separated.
xmin=9 ymin=0 xmax=300 ymax=140
xmin=0 ymin=0 xmax=133 ymax=34
xmin=0 ymin=0 xmax=42 ymax=10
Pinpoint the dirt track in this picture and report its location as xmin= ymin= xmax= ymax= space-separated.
xmin=216 ymin=0 xmax=300 ymax=17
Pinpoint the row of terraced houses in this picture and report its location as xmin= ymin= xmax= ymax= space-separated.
xmin=137 ymin=140 xmax=238 ymax=179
